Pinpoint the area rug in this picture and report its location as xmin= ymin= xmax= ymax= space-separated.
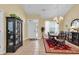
xmin=46 ymin=39 xmax=71 ymax=50
xmin=43 ymin=38 xmax=79 ymax=54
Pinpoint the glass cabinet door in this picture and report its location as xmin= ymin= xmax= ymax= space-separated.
xmin=15 ymin=20 xmax=20 ymax=45
xmin=19 ymin=21 xmax=22 ymax=43
xmin=8 ymin=20 xmax=14 ymax=47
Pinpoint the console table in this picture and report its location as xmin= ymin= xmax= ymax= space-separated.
xmin=68 ymin=32 xmax=79 ymax=46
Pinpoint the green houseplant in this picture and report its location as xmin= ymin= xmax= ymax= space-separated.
xmin=10 ymin=14 xmax=21 ymax=20
xmin=10 ymin=14 xmax=16 ymax=17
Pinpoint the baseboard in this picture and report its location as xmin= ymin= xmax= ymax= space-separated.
xmin=24 ymin=37 xmax=41 ymax=40
xmin=23 ymin=37 xmax=28 ymax=41
xmin=25 ymin=38 xmax=41 ymax=40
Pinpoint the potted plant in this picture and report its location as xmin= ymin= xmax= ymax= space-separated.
xmin=10 ymin=14 xmax=16 ymax=17
xmin=9 ymin=14 xmax=21 ymax=20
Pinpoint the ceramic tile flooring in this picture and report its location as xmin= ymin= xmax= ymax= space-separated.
xmin=6 ymin=39 xmax=47 ymax=55
xmin=6 ymin=39 xmax=79 ymax=55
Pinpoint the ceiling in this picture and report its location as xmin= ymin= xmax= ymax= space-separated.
xmin=22 ymin=4 xmax=73 ymax=18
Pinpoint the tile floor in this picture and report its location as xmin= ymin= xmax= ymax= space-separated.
xmin=6 ymin=39 xmax=46 ymax=55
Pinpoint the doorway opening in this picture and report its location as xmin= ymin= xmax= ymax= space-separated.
xmin=27 ymin=19 xmax=39 ymax=40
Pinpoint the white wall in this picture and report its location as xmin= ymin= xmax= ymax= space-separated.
xmin=0 ymin=11 xmax=5 ymax=54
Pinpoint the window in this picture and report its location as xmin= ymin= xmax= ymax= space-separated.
xmin=45 ymin=21 xmax=59 ymax=35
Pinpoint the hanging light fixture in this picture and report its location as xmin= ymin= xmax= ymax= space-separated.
xmin=59 ymin=16 xmax=63 ymax=21
xmin=53 ymin=16 xmax=63 ymax=24
xmin=53 ymin=17 xmax=58 ymax=21
xmin=53 ymin=17 xmax=59 ymax=24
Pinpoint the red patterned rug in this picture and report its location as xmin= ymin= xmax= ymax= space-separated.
xmin=46 ymin=39 xmax=71 ymax=50
xmin=43 ymin=38 xmax=79 ymax=54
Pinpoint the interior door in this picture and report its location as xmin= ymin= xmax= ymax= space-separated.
xmin=27 ymin=20 xmax=38 ymax=39
xmin=0 ymin=11 xmax=5 ymax=54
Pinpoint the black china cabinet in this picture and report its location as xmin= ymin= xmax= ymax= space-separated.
xmin=6 ymin=17 xmax=23 ymax=52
